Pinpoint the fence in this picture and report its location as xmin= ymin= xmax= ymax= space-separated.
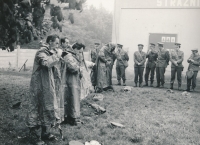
xmin=0 ymin=46 xmax=91 ymax=70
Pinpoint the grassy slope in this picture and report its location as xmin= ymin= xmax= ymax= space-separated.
xmin=0 ymin=71 xmax=200 ymax=145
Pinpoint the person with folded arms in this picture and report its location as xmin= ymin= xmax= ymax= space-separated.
xmin=186 ymin=48 xmax=200 ymax=92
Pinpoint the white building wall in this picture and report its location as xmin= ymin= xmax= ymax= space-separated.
xmin=112 ymin=0 xmax=200 ymax=75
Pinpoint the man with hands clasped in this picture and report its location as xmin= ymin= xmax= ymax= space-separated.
xmin=169 ymin=43 xmax=184 ymax=90
xmin=134 ymin=44 xmax=146 ymax=87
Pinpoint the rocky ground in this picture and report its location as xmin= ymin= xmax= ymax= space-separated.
xmin=0 ymin=70 xmax=200 ymax=145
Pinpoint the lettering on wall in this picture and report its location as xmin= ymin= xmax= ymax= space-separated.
xmin=157 ymin=0 xmax=200 ymax=7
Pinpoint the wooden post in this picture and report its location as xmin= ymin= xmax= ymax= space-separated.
xmin=16 ymin=45 xmax=20 ymax=69
xmin=24 ymin=63 xmax=26 ymax=71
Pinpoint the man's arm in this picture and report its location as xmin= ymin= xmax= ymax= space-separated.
xmin=37 ymin=52 xmax=60 ymax=68
xmin=169 ymin=51 xmax=178 ymax=66
xmin=140 ymin=52 xmax=146 ymax=65
xmin=177 ymin=52 xmax=184 ymax=64
xmin=134 ymin=52 xmax=139 ymax=64
xmin=125 ymin=52 xmax=129 ymax=61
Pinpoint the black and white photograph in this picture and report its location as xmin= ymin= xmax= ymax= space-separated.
xmin=0 ymin=0 xmax=200 ymax=145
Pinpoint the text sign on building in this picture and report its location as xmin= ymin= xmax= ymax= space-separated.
xmin=122 ymin=0 xmax=200 ymax=9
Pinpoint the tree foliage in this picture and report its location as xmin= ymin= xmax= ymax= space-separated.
xmin=56 ymin=5 xmax=113 ymax=50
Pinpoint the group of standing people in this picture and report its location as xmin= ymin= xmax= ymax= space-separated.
xmin=133 ymin=42 xmax=200 ymax=92
xmin=26 ymin=34 xmax=200 ymax=143
xmin=91 ymin=41 xmax=200 ymax=93
xmin=26 ymin=35 xmax=91 ymax=143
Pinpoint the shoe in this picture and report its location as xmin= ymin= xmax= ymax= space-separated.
xmin=150 ymin=84 xmax=153 ymax=87
xmin=155 ymin=84 xmax=160 ymax=88
xmin=123 ymin=83 xmax=126 ymax=86
xmin=170 ymin=84 xmax=173 ymax=89
xmin=41 ymin=133 xmax=56 ymax=141
xmin=117 ymin=81 xmax=121 ymax=85
xmin=178 ymin=86 xmax=182 ymax=91
xmin=134 ymin=83 xmax=137 ymax=87
xmin=143 ymin=83 xmax=148 ymax=87
xmin=191 ymin=88 xmax=195 ymax=92
xmin=139 ymin=83 xmax=143 ymax=88
xmin=160 ymin=84 xmax=164 ymax=88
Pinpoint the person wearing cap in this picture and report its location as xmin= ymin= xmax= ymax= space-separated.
xmin=156 ymin=42 xmax=170 ymax=88
xmin=185 ymin=48 xmax=200 ymax=92
xmin=91 ymin=42 xmax=101 ymax=63
xmin=144 ymin=43 xmax=158 ymax=87
xmin=61 ymin=42 xmax=85 ymax=125
xmin=96 ymin=43 xmax=116 ymax=92
xmin=115 ymin=44 xmax=129 ymax=86
xmin=169 ymin=43 xmax=184 ymax=90
xmin=134 ymin=44 xmax=146 ymax=87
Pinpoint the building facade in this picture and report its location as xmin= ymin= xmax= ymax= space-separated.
xmin=112 ymin=0 xmax=200 ymax=73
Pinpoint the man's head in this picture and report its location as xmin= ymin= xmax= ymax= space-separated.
xmin=61 ymin=37 xmax=70 ymax=48
xmin=157 ymin=42 xmax=164 ymax=50
xmin=175 ymin=43 xmax=181 ymax=51
xmin=138 ymin=44 xmax=144 ymax=52
xmin=117 ymin=44 xmax=123 ymax=51
xmin=94 ymin=42 xmax=100 ymax=49
xmin=46 ymin=35 xmax=60 ymax=49
xmin=191 ymin=48 xmax=198 ymax=55
xmin=149 ymin=43 xmax=156 ymax=51
xmin=72 ymin=42 xmax=85 ymax=54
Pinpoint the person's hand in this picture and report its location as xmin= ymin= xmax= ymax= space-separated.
xmin=56 ymin=49 xmax=63 ymax=58
xmin=174 ymin=61 xmax=178 ymax=66
xmin=106 ymin=61 xmax=111 ymax=66
xmin=138 ymin=62 xmax=141 ymax=65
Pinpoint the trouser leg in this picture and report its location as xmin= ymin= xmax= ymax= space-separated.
xmin=120 ymin=65 xmax=126 ymax=82
xmin=177 ymin=68 xmax=183 ymax=87
xmin=160 ymin=67 xmax=165 ymax=85
xmin=134 ymin=67 xmax=139 ymax=84
xmin=145 ymin=67 xmax=150 ymax=84
xmin=156 ymin=67 xmax=160 ymax=86
xmin=150 ymin=67 xmax=156 ymax=84
xmin=116 ymin=65 xmax=121 ymax=81
xmin=139 ymin=67 xmax=144 ymax=84
xmin=192 ymin=71 xmax=198 ymax=89
xmin=170 ymin=67 xmax=176 ymax=88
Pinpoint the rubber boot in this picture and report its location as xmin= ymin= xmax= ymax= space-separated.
xmin=123 ymin=80 xmax=126 ymax=86
xmin=117 ymin=80 xmax=121 ymax=85
xmin=170 ymin=83 xmax=173 ymax=90
xmin=134 ymin=83 xmax=137 ymax=87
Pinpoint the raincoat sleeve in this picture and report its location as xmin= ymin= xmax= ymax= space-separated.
xmin=64 ymin=54 xmax=80 ymax=73
xmin=36 ymin=52 xmax=60 ymax=68
xmin=99 ymin=49 xmax=107 ymax=63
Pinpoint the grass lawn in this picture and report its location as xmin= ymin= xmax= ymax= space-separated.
xmin=0 ymin=70 xmax=200 ymax=145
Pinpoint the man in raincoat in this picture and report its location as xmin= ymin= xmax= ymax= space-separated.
xmin=26 ymin=35 xmax=63 ymax=142
xmin=90 ymin=41 xmax=101 ymax=88
xmin=95 ymin=43 xmax=116 ymax=92
xmin=61 ymin=42 xmax=84 ymax=126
